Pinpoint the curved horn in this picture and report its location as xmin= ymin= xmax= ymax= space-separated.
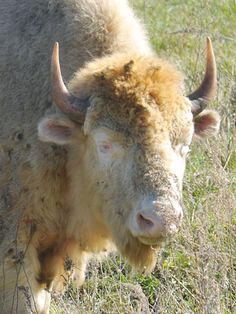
xmin=51 ymin=42 xmax=89 ymax=123
xmin=188 ymin=37 xmax=217 ymax=115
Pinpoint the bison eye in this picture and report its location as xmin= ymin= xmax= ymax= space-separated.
xmin=99 ymin=141 xmax=113 ymax=154
xmin=180 ymin=145 xmax=191 ymax=157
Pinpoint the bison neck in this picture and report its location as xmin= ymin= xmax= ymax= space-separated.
xmin=20 ymin=143 xmax=113 ymax=255
xmin=65 ymin=148 xmax=113 ymax=254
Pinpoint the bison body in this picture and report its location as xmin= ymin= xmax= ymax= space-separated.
xmin=0 ymin=0 xmax=220 ymax=313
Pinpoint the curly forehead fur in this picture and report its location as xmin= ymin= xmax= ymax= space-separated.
xmin=70 ymin=53 xmax=192 ymax=144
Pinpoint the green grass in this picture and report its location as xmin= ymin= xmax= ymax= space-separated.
xmin=52 ymin=1 xmax=236 ymax=313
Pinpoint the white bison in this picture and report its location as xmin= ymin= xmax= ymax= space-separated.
xmin=0 ymin=0 xmax=220 ymax=313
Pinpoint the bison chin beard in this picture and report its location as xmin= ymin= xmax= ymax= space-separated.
xmin=101 ymin=197 xmax=158 ymax=272
xmin=113 ymin=230 xmax=159 ymax=273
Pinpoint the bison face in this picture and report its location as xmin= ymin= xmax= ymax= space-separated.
xmin=37 ymin=39 xmax=220 ymax=271
xmin=87 ymin=125 xmax=187 ymax=247
xmin=38 ymin=104 xmax=218 ymax=271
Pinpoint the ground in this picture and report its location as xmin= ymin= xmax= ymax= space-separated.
xmin=51 ymin=1 xmax=236 ymax=313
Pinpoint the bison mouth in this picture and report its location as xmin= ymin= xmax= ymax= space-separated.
xmin=138 ymin=236 xmax=164 ymax=246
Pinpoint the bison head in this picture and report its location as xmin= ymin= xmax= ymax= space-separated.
xmin=38 ymin=39 xmax=220 ymax=271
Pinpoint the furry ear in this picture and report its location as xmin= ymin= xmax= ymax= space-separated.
xmin=38 ymin=115 xmax=81 ymax=144
xmin=193 ymin=110 xmax=220 ymax=138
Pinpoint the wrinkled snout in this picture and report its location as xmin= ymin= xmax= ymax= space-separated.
xmin=128 ymin=197 xmax=183 ymax=245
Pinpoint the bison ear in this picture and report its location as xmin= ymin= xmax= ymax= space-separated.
xmin=38 ymin=115 xmax=82 ymax=145
xmin=193 ymin=109 xmax=220 ymax=138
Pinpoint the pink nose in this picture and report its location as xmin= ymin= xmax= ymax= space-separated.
xmin=136 ymin=211 xmax=165 ymax=239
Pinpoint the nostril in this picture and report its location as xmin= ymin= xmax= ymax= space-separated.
xmin=137 ymin=213 xmax=154 ymax=230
